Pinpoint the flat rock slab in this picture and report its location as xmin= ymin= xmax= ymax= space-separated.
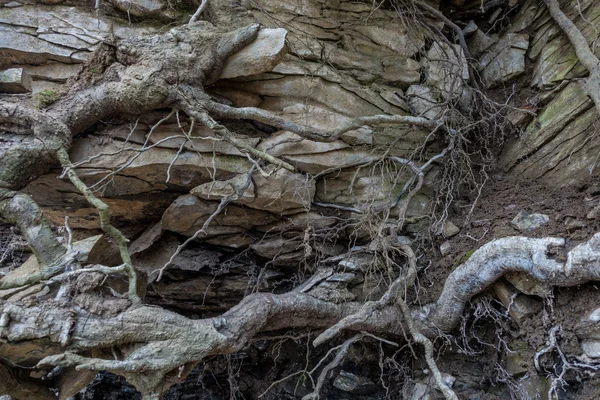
xmin=511 ymin=210 xmax=549 ymax=232
xmin=0 ymin=68 xmax=31 ymax=93
xmin=479 ymin=33 xmax=529 ymax=88
xmin=220 ymin=28 xmax=288 ymax=79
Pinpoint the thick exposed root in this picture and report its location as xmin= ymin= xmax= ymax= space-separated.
xmin=0 ymin=231 xmax=599 ymax=396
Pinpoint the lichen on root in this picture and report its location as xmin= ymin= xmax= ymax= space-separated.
xmin=0 ymin=231 xmax=598 ymax=397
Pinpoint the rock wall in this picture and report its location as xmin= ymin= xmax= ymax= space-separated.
xmin=3 ymin=0 xmax=599 ymax=275
xmin=3 ymin=0 xmax=444 ymax=252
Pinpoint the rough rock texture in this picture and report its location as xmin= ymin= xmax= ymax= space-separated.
xmin=499 ymin=0 xmax=600 ymax=187
xmin=0 ymin=68 xmax=31 ymax=93
xmin=4 ymin=0 xmax=600 ymax=399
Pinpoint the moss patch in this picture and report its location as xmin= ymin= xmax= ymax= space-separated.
xmin=34 ymin=89 xmax=62 ymax=109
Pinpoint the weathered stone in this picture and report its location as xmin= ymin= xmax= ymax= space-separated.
xmin=505 ymin=271 xmax=552 ymax=297
xmin=0 ymin=68 xmax=31 ymax=93
xmin=112 ymin=0 xmax=166 ymax=17
xmin=511 ymin=210 xmax=549 ymax=231
xmin=530 ymin=0 xmax=600 ymax=87
xmin=21 ymin=62 xmax=82 ymax=83
xmin=161 ymin=194 xmax=278 ymax=239
xmin=440 ymin=241 xmax=451 ymax=256
xmin=564 ymin=216 xmax=586 ymax=231
xmin=506 ymin=350 xmax=529 ymax=376
xmin=108 ymin=122 xmax=260 ymax=157
xmin=467 ymin=29 xmax=499 ymax=58
xmin=150 ymin=270 xmax=266 ymax=313
xmin=0 ymin=6 xmax=156 ymax=65
xmin=423 ymin=42 xmax=469 ymax=98
xmin=30 ymin=79 xmax=63 ymax=94
xmin=492 ymin=280 xmax=542 ymax=324
xmin=315 ymin=167 xmax=412 ymax=209
xmin=250 ymin=0 xmax=322 ymax=18
xmin=581 ymin=340 xmax=600 ymax=358
xmin=56 ymin=368 xmax=97 ymax=400
xmin=463 ymin=20 xmax=478 ymax=36
xmin=0 ymin=234 xmax=117 ymax=297
xmin=250 ymin=237 xmax=303 ymax=265
xmin=210 ymin=87 xmax=262 ymax=107
xmin=443 ymin=221 xmax=460 ymax=238
xmin=501 ymin=82 xmax=600 ymax=186
xmin=406 ymin=382 xmax=430 ymax=400
xmin=191 ymin=167 xmax=315 ymax=215
xmin=381 ymin=56 xmax=421 ymax=86
xmin=588 ymin=203 xmax=600 ymax=219
xmin=379 ymin=88 xmax=408 ymax=112
xmin=576 ymin=307 xmax=600 ymax=343
xmin=354 ymin=24 xmax=424 ymax=57
xmin=478 ymin=33 xmax=529 ymax=88
xmin=257 ymin=212 xmax=338 ymax=233
xmin=22 ymin=173 xmax=178 ymax=229
xmin=519 ymin=375 xmax=551 ymax=400
xmin=338 ymin=253 xmax=376 ymax=272
xmin=220 ymin=28 xmax=288 ymax=79
xmin=131 ymin=233 xmax=180 ymax=282
xmin=277 ymin=103 xmax=374 ymax=145
xmin=406 ymin=85 xmax=443 ymax=120
xmin=333 ymin=371 xmax=378 ymax=394
xmin=67 ymin=135 xmax=253 ymax=190
xmin=230 ymin=76 xmax=388 ymax=116
xmin=258 ymin=130 xmax=378 ymax=174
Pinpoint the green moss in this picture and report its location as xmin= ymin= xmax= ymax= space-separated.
xmin=452 ymin=249 xmax=475 ymax=269
xmin=34 ymin=89 xmax=62 ymax=109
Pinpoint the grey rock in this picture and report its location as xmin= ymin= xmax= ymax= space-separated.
xmin=575 ymin=307 xmax=600 ymax=341
xmin=506 ymin=350 xmax=529 ymax=376
xmin=0 ymin=68 xmax=31 ymax=93
xmin=326 ymin=272 xmax=359 ymax=283
xmin=588 ymin=203 xmax=600 ymax=219
xmin=22 ymin=63 xmax=82 ymax=83
xmin=333 ymin=371 xmax=378 ymax=394
xmin=492 ymin=280 xmax=542 ymax=324
xmin=581 ymin=340 xmax=600 ymax=358
xmin=338 ymin=253 xmax=376 ymax=272
xmin=406 ymin=85 xmax=443 ymax=120
xmin=443 ymin=221 xmax=460 ymax=238
xmin=463 ymin=20 xmax=478 ymax=36
xmin=564 ymin=216 xmax=586 ymax=230
xmin=440 ymin=241 xmax=451 ymax=257
xmin=354 ymin=24 xmax=424 ymax=57
xmin=192 ymin=166 xmax=315 ymax=215
xmin=220 ymin=28 xmax=288 ymax=79
xmin=478 ymin=33 xmax=529 ymax=88
xmin=406 ymin=382 xmax=430 ymax=400
xmin=468 ymin=29 xmax=499 ymax=58
xmin=112 ymin=0 xmax=166 ymax=17
xmin=423 ymin=42 xmax=469 ymax=98
xmin=0 ymin=6 xmax=156 ymax=65
xmin=519 ymin=374 xmax=551 ymax=400
xmin=511 ymin=211 xmax=549 ymax=232
xmin=500 ymin=82 xmax=600 ymax=187
xmin=505 ymin=271 xmax=552 ymax=297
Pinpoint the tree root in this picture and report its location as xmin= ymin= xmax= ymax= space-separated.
xmin=2 ymin=231 xmax=596 ymax=396
xmin=543 ymin=0 xmax=600 ymax=115
xmin=56 ymin=148 xmax=140 ymax=304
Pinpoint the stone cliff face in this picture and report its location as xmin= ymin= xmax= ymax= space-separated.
xmin=2 ymin=0 xmax=600 ymax=398
xmin=3 ymin=0 xmax=598 ymax=232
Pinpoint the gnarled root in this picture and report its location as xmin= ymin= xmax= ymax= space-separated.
xmin=1 ymin=232 xmax=598 ymax=396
